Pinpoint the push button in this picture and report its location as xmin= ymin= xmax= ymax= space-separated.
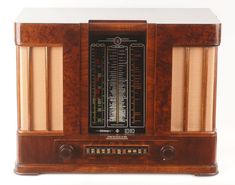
xmin=85 ymin=146 xmax=148 ymax=155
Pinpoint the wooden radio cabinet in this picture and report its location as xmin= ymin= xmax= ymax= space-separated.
xmin=15 ymin=8 xmax=221 ymax=175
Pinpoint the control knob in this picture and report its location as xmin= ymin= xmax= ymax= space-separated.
xmin=160 ymin=145 xmax=175 ymax=161
xmin=58 ymin=144 xmax=74 ymax=160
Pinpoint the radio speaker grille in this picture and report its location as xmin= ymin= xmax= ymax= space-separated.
xmin=171 ymin=47 xmax=217 ymax=132
xmin=17 ymin=46 xmax=63 ymax=132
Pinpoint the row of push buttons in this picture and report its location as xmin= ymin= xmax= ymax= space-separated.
xmin=85 ymin=146 xmax=148 ymax=155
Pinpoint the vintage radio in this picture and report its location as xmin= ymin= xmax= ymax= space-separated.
xmin=15 ymin=8 xmax=221 ymax=175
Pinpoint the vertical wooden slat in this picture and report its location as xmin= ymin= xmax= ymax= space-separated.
xmin=31 ymin=47 xmax=47 ymax=130
xmin=183 ymin=47 xmax=190 ymax=131
xmin=171 ymin=47 xmax=185 ymax=131
xmin=16 ymin=46 xmax=21 ymax=130
xmin=27 ymin=47 xmax=32 ymax=131
xmin=50 ymin=47 xmax=63 ymax=131
xmin=201 ymin=47 xmax=208 ymax=131
xmin=212 ymin=47 xmax=218 ymax=131
xmin=45 ymin=47 xmax=50 ymax=131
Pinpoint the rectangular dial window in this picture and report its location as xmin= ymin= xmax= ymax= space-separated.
xmin=89 ymin=32 xmax=146 ymax=134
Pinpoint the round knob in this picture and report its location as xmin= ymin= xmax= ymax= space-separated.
xmin=160 ymin=145 xmax=175 ymax=161
xmin=58 ymin=144 xmax=74 ymax=160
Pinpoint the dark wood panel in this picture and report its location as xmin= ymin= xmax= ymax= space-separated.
xmin=156 ymin=24 xmax=221 ymax=46
xmin=15 ymin=23 xmax=81 ymax=46
xmin=146 ymin=24 xmax=156 ymax=135
xmin=80 ymin=24 xmax=89 ymax=135
xmin=89 ymin=22 xmax=146 ymax=32
xmin=63 ymin=44 xmax=81 ymax=136
xmin=17 ymin=135 xmax=217 ymax=166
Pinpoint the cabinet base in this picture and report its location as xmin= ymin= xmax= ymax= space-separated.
xmin=15 ymin=163 xmax=218 ymax=176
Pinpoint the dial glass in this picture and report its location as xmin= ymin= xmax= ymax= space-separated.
xmin=89 ymin=31 xmax=146 ymax=134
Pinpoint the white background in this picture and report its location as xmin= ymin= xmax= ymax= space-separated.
xmin=0 ymin=0 xmax=234 ymax=185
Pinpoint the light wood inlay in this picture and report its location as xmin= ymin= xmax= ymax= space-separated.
xmin=171 ymin=47 xmax=217 ymax=132
xmin=171 ymin=47 xmax=185 ymax=131
xmin=31 ymin=47 xmax=47 ymax=130
xmin=49 ymin=47 xmax=63 ymax=131
xmin=183 ymin=47 xmax=190 ymax=131
xmin=187 ymin=47 xmax=203 ymax=131
xmin=16 ymin=46 xmax=21 ymax=130
xmin=19 ymin=47 xmax=29 ymax=130
xmin=201 ymin=48 xmax=208 ymax=131
xmin=206 ymin=47 xmax=216 ymax=131
xmin=18 ymin=46 xmax=63 ymax=132
xmin=27 ymin=46 xmax=32 ymax=131
xmin=212 ymin=47 xmax=218 ymax=131
xmin=45 ymin=47 xmax=50 ymax=131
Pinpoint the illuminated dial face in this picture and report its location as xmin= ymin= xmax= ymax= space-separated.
xmin=89 ymin=32 xmax=146 ymax=134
